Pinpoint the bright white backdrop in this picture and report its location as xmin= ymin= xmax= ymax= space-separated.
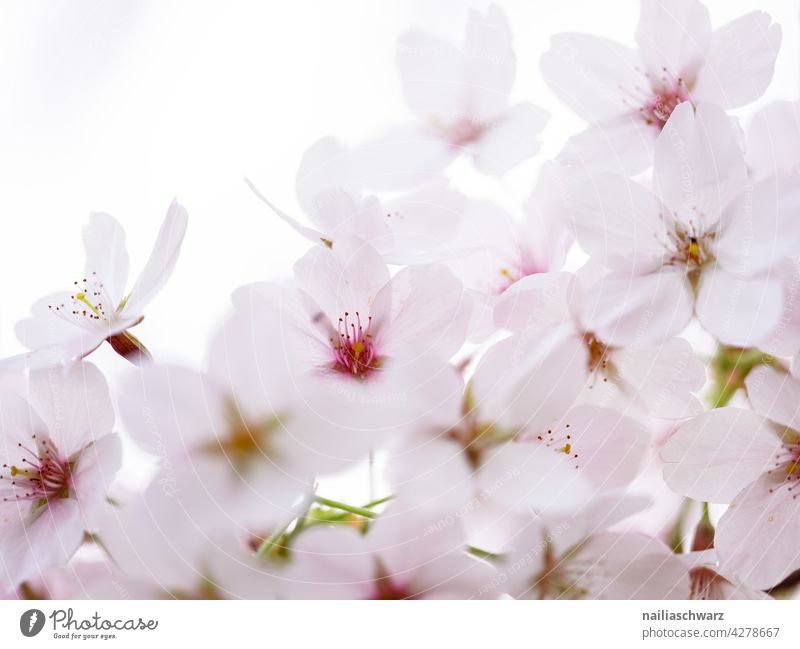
xmin=0 ymin=0 xmax=797 ymax=371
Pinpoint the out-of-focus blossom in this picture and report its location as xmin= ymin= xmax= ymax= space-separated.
xmin=542 ymin=0 xmax=780 ymax=174
xmin=348 ymin=5 xmax=548 ymax=189
xmin=281 ymin=500 xmax=497 ymax=599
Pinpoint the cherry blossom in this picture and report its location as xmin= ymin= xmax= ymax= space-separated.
xmin=662 ymin=367 xmax=800 ymax=589
xmin=541 ymin=0 xmax=780 ymax=174
xmin=349 ymin=5 xmax=548 ymax=189
xmin=0 ymin=362 xmax=120 ymax=589
xmin=495 ymin=271 xmax=705 ymax=419
xmin=15 ymin=201 xmax=188 ymax=365
xmin=568 ymin=102 xmax=800 ymax=347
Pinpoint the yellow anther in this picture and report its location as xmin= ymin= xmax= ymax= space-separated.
xmin=556 ymin=443 xmax=572 ymax=455
xmin=75 ymin=292 xmax=101 ymax=317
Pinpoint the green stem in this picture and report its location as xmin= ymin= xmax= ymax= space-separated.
xmin=314 ymin=495 xmax=380 ymax=519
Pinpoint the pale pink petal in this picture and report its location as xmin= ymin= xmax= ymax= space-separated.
xmin=493 ymin=271 xmax=572 ymax=333
xmin=281 ymin=526 xmax=374 ymax=599
xmin=122 ymin=200 xmax=188 ymax=315
xmin=82 ymin=212 xmax=129 ymax=305
xmin=717 ymin=475 xmax=800 ymax=589
xmin=580 ymin=270 xmax=693 ymax=346
xmin=293 ymin=236 xmax=390 ymax=326
xmin=540 ymin=33 xmax=642 ymax=122
xmin=654 ymin=103 xmax=747 ymax=223
xmin=472 ymin=102 xmax=549 ymax=176
xmin=716 ymin=176 xmax=800 ymax=276
xmin=246 ymin=177 xmax=326 ymax=247
xmin=635 ymin=0 xmax=711 ymax=79
xmin=746 ymin=101 xmax=800 ymax=180
xmin=71 ymin=433 xmax=122 ymax=529
xmin=396 ymin=29 xmax=465 ymax=121
xmin=661 ymin=407 xmax=778 ymax=503
xmin=693 ymin=12 xmax=781 ymax=109
xmin=746 ymin=366 xmax=800 ymax=432
xmin=460 ymin=5 xmax=517 ymax=120
xmin=15 ymin=292 xmax=102 ymax=350
xmin=695 ymin=264 xmax=783 ymax=347
xmin=376 ymin=264 xmax=471 ymax=360
xmin=567 ymin=174 xmax=668 ymax=275
xmin=603 ymin=337 xmax=705 ymax=419
xmin=557 ymin=113 xmax=657 ymax=176
xmin=26 ymin=361 xmax=114 ymax=453
xmin=0 ymin=499 xmax=84 ymax=589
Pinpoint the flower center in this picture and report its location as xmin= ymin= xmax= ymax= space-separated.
xmin=331 ymin=311 xmax=380 ymax=379
xmin=519 ymin=423 xmax=581 ymax=470
xmin=48 ymin=271 xmax=117 ymax=326
xmin=766 ymin=430 xmax=800 ymax=500
xmin=640 ymin=69 xmax=688 ymax=127
xmin=445 ymin=117 xmax=486 ymax=147
xmin=665 ymin=221 xmax=715 ymax=279
xmin=689 ymin=566 xmax=726 ymax=600
xmin=0 ymin=435 xmax=71 ymax=506
xmin=200 ymin=401 xmax=281 ymax=470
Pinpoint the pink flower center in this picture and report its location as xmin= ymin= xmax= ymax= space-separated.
xmin=0 ymin=435 xmax=71 ymax=504
xmin=331 ymin=311 xmax=380 ymax=379
xmin=622 ymin=67 xmax=690 ymax=129
xmin=689 ymin=566 xmax=725 ymax=600
xmin=665 ymin=221 xmax=715 ymax=273
xmin=446 ymin=117 xmax=486 ymax=147
xmin=766 ymin=436 xmax=800 ymax=500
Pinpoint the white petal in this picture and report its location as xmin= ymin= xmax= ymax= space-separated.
xmin=608 ymin=336 xmax=706 ymax=419
xmin=635 ymin=0 xmax=711 ymax=79
xmin=71 ymin=433 xmax=122 ymax=529
xmin=661 ymin=407 xmax=778 ymax=503
xmin=654 ymin=103 xmax=747 ymax=223
xmin=567 ymin=174 xmax=668 ymax=275
xmin=693 ymin=12 xmax=781 ymax=109
xmin=460 ymin=5 xmax=517 ymax=120
xmin=293 ymin=236 xmax=390 ymax=326
xmin=377 ymin=264 xmax=471 ymax=361
xmin=472 ymin=102 xmax=549 ymax=176
xmin=557 ymin=113 xmax=657 ymax=176
xmin=27 ymin=361 xmax=114 ymax=453
xmin=717 ymin=474 xmax=800 ymax=590
xmin=123 ymin=200 xmax=188 ymax=315
xmin=82 ymin=212 xmax=129 ymax=305
xmin=695 ymin=264 xmax=783 ymax=347
xmin=746 ymin=101 xmax=800 ymax=180
xmin=493 ymin=271 xmax=572 ymax=333
xmin=746 ymin=366 xmax=800 ymax=432
xmin=716 ymin=176 xmax=800 ymax=276
xmin=580 ymin=270 xmax=693 ymax=346
xmin=540 ymin=33 xmax=641 ymax=122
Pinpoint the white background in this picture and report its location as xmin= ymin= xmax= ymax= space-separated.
xmin=0 ymin=0 xmax=797 ymax=371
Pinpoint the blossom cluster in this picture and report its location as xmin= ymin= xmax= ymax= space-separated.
xmin=2 ymin=0 xmax=800 ymax=600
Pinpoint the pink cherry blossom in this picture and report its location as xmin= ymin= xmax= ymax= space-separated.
xmin=542 ymin=0 xmax=780 ymax=174
xmin=347 ymin=5 xmax=548 ymax=189
xmin=281 ymin=500 xmax=497 ymax=599
xmin=14 ymin=201 xmax=188 ymax=366
xmin=495 ymin=271 xmax=705 ymax=419
xmin=568 ymin=102 xmax=800 ymax=347
xmin=247 ymin=136 xmax=468 ymax=264
xmin=662 ymin=366 xmax=800 ymax=589
xmin=0 ymin=362 xmax=121 ymax=589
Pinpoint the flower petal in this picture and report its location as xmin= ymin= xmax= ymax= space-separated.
xmin=654 ymin=102 xmax=747 ymax=223
xmin=746 ymin=366 xmax=800 ymax=432
xmin=661 ymin=407 xmax=777 ymax=503
xmin=123 ymin=200 xmax=188 ymax=315
xmin=472 ymin=102 xmax=549 ymax=176
xmin=82 ymin=212 xmax=129 ymax=305
xmin=693 ymin=12 xmax=781 ymax=109
xmin=695 ymin=264 xmax=783 ymax=347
